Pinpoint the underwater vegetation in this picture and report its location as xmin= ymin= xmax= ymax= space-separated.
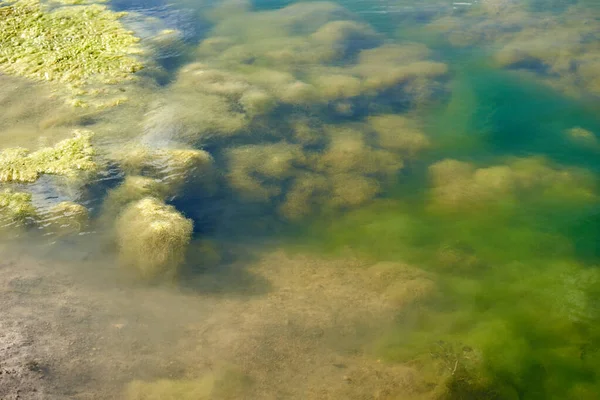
xmin=0 ymin=0 xmax=600 ymax=398
xmin=423 ymin=0 xmax=600 ymax=100
xmin=116 ymin=197 xmax=193 ymax=280
xmin=427 ymin=156 xmax=597 ymax=214
xmin=0 ymin=189 xmax=37 ymax=229
xmin=127 ymin=0 xmax=446 ymax=228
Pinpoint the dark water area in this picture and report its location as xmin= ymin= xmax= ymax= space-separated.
xmin=1 ymin=0 xmax=600 ymax=399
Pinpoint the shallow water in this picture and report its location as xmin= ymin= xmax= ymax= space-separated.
xmin=1 ymin=0 xmax=600 ymax=398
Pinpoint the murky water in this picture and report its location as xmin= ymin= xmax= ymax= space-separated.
xmin=1 ymin=0 xmax=600 ymax=398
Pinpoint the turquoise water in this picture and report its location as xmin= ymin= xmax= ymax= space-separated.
xmin=1 ymin=0 xmax=600 ymax=398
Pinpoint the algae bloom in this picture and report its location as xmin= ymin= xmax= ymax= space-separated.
xmin=0 ymin=130 xmax=96 ymax=183
xmin=0 ymin=0 xmax=143 ymax=106
xmin=0 ymin=189 xmax=37 ymax=226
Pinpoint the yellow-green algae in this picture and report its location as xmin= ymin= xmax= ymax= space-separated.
xmin=115 ymin=197 xmax=193 ymax=281
xmin=102 ymin=175 xmax=169 ymax=219
xmin=0 ymin=0 xmax=143 ymax=106
xmin=0 ymin=129 xmax=96 ymax=183
xmin=0 ymin=189 xmax=37 ymax=225
xmin=297 ymin=148 xmax=600 ymax=398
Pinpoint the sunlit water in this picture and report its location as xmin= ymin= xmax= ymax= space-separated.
xmin=1 ymin=0 xmax=600 ymax=399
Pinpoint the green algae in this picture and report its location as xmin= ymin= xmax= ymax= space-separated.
xmin=0 ymin=189 xmax=37 ymax=225
xmin=0 ymin=130 xmax=96 ymax=183
xmin=372 ymin=258 xmax=600 ymax=399
xmin=0 ymin=0 xmax=143 ymax=106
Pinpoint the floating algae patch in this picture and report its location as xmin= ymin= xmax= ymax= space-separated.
xmin=0 ymin=129 xmax=96 ymax=183
xmin=0 ymin=189 xmax=37 ymax=228
xmin=0 ymin=0 xmax=143 ymax=107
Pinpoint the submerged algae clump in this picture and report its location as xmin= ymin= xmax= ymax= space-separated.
xmin=0 ymin=189 xmax=37 ymax=226
xmin=427 ymin=157 xmax=597 ymax=212
xmin=103 ymin=176 xmax=169 ymax=218
xmin=194 ymin=2 xmax=447 ymax=110
xmin=0 ymin=0 xmax=142 ymax=93
xmin=116 ymin=197 xmax=193 ymax=280
xmin=368 ymin=114 xmax=431 ymax=156
xmin=226 ymin=142 xmax=306 ymax=201
xmin=426 ymin=2 xmax=600 ymax=98
xmin=0 ymin=130 xmax=96 ymax=183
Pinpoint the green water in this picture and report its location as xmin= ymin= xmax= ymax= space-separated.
xmin=1 ymin=0 xmax=600 ymax=398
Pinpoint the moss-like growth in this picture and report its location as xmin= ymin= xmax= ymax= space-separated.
xmin=0 ymin=0 xmax=143 ymax=106
xmin=427 ymin=157 xmax=597 ymax=213
xmin=193 ymin=2 xmax=447 ymax=110
xmin=0 ymin=189 xmax=37 ymax=226
xmin=310 ymin=73 xmax=362 ymax=101
xmin=368 ymin=114 xmax=431 ymax=156
xmin=427 ymin=3 xmax=600 ymax=98
xmin=226 ymin=142 xmax=306 ymax=201
xmin=115 ymin=197 xmax=193 ymax=281
xmin=329 ymin=173 xmax=381 ymax=208
xmin=353 ymin=44 xmax=448 ymax=93
xmin=316 ymin=125 xmax=404 ymax=179
xmin=0 ymin=130 xmax=96 ymax=183
xmin=279 ymin=172 xmax=330 ymax=220
xmin=102 ymin=175 xmax=168 ymax=219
